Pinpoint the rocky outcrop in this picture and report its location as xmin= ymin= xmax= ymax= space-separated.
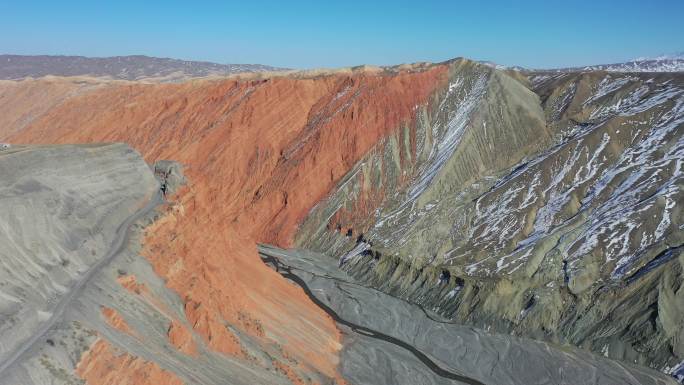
xmin=153 ymin=160 xmax=186 ymax=196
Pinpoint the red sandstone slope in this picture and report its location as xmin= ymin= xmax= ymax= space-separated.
xmin=2 ymin=67 xmax=449 ymax=383
xmin=0 ymin=77 xmax=105 ymax=138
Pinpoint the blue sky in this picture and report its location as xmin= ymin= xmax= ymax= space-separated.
xmin=1 ymin=0 xmax=682 ymax=69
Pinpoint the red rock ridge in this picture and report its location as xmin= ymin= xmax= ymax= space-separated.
xmin=77 ymin=339 xmax=185 ymax=385
xmin=4 ymin=67 xmax=449 ymax=382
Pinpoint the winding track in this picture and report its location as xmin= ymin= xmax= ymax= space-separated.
xmin=0 ymin=191 xmax=163 ymax=376
xmin=259 ymin=249 xmax=485 ymax=385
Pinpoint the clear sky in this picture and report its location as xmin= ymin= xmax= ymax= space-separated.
xmin=1 ymin=0 xmax=682 ymax=69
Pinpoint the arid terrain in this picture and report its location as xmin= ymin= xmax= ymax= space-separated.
xmin=0 ymin=55 xmax=285 ymax=82
xmin=0 ymin=55 xmax=682 ymax=385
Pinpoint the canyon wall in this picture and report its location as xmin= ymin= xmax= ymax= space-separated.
xmin=0 ymin=63 xmax=452 ymax=384
xmin=296 ymin=69 xmax=684 ymax=375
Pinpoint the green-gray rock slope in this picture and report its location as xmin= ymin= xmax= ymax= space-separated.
xmin=260 ymin=245 xmax=677 ymax=385
xmin=0 ymin=144 xmax=294 ymax=385
xmin=295 ymin=62 xmax=684 ymax=377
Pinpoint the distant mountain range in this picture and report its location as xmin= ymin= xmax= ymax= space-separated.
xmin=0 ymin=54 xmax=286 ymax=81
xmin=559 ymin=52 xmax=684 ymax=73
xmin=480 ymin=53 xmax=684 ymax=73
xmin=3 ymin=52 xmax=683 ymax=84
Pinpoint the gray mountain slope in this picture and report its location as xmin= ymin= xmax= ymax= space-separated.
xmin=0 ymin=144 xmax=293 ymax=385
xmin=260 ymin=245 xmax=677 ymax=385
xmin=296 ymin=62 xmax=684 ymax=380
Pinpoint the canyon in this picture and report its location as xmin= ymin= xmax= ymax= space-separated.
xmin=0 ymin=56 xmax=682 ymax=384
